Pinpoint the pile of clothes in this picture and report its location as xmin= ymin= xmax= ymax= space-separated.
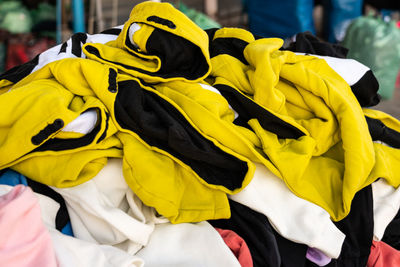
xmin=1 ymin=1 xmax=400 ymax=266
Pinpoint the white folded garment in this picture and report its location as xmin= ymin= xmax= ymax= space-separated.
xmin=0 ymin=184 xmax=144 ymax=267
xmin=372 ymin=178 xmax=400 ymax=240
xmin=136 ymin=221 xmax=241 ymax=267
xmin=230 ymin=163 xmax=346 ymax=259
xmin=52 ymin=158 xmax=161 ymax=254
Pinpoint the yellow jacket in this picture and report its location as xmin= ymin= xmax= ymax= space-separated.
xmin=0 ymin=59 xmax=122 ymax=188
xmin=207 ymin=28 xmax=400 ymax=221
xmin=83 ymin=1 xmax=211 ymax=84
xmin=0 ymin=57 xmax=257 ymax=223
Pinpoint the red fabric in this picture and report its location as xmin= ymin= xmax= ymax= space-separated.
xmin=5 ymin=36 xmax=56 ymax=70
xmin=5 ymin=43 xmax=30 ymax=70
xmin=215 ymin=228 xmax=253 ymax=267
xmin=367 ymin=240 xmax=400 ymax=267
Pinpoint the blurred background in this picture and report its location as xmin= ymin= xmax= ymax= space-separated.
xmin=0 ymin=0 xmax=399 ymax=116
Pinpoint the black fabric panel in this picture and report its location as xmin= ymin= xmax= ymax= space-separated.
xmin=205 ymin=28 xmax=218 ymax=41
xmin=209 ymin=200 xmax=281 ymax=267
xmin=70 ymin=32 xmax=88 ymax=57
xmin=382 ymin=206 xmax=400 ymax=250
xmin=283 ymin=31 xmax=348 ymax=58
xmin=97 ymin=112 xmax=109 ymax=144
xmin=333 ymin=185 xmax=373 ymax=266
xmin=365 ymin=116 xmax=400 ymax=148
xmin=114 ymin=80 xmax=248 ymax=191
xmin=350 ymin=70 xmax=380 ymax=107
xmin=214 ymin=84 xmax=306 ymax=139
xmin=253 ymin=34 xmax=265 ymax=40
xmin=27 ymin=178 xmax=71 ymax=231
xmin=209 ymin=37 xmax=249 ymax=65
xmin=59 ymin=41 xmax=68 ymax=54
xmin=100 ymin=28 xmax=122 ymax=35
xmin=205 ymin=28 xmax=250 ymax=65
xmin=85 ymin=26 xmax=210 ymax=82
xmin=0 ymin=54 xmax=39 ymax=83
xmin=274 ymin=228 xmax=308 ymax=267
xmin=145 ymin=28 xmax=209 ymax=80
xmin=32 ymin=109 xmax=102 ymax=152
xmin=307 ymin=185 xmax=374 ymax=267
xmin=87 ymin=23 xmax=210 ymax=81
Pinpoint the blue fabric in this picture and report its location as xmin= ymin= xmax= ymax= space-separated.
xmin=323 ymin=0 xmax=363 ymax=42
xmin=61 ymin=222 xmax=74 ymax=237
xmin=0 ymin=169 xmax=28 ymax=186
xmin=245 ymin=0 xmax=362 ymax=42
xmin=0 ymin=169 xmax=74 ymax=237
xmin=245 ymin=0 xmax=315 ymax=39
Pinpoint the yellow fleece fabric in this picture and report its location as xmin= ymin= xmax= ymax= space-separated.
xmin=209 ymin=28 xmax=400 ymax=221
xmin=363 ymin=108 xmax=400 ymax=132
xmin=362 ymin=108 xmax=400 ymax=189
xmin=154 ymin=81 xmax=279 ymax=176
xmin=0 ymin=59 xmax=122 ymax=186
xmin=0 ymin=57 xmax=256 ymax=223
xmin=83 ymin=1 xmax=211 ymax=84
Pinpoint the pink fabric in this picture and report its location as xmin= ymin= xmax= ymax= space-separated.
xmin=0 ymin=185 xmax=58 ymax=267
xmin=215 ymin=228 xmax=253 ymax=267
xmin=367 ymin=240 xmax=400 ymax=267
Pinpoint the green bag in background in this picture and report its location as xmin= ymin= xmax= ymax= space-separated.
xmin=175 ymin=2 xmax=221 ymax=30
xmin=0 ymin=1 xmax=32 ymax=34
xmin=342 ymin=15 xmax=400 ymax=99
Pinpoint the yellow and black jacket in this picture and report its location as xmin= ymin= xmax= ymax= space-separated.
xmin=0 ymin=53 xmax=255 ymax=223
xmin=205 ymin=27 xmax=400 ymax=221
xmin=82 ymin=1 xmax=211 ymax=84
xmin=0 ymin=59 xmax=122 ymax=187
